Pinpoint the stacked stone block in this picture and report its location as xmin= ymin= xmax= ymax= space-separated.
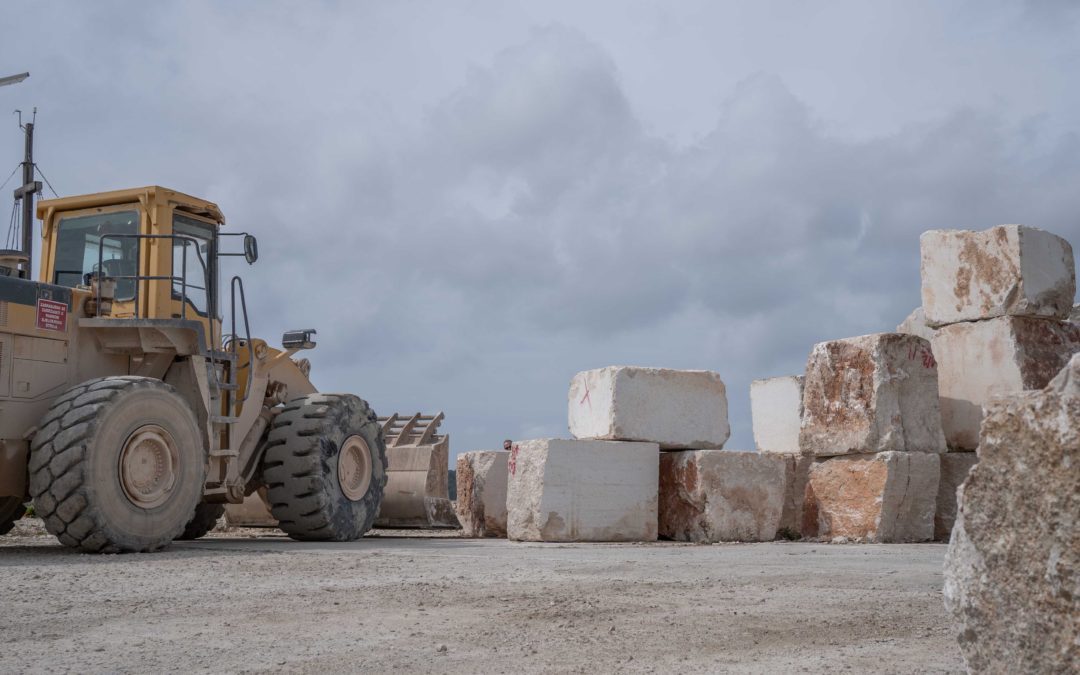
xmin=455 ymin=451 xmax=509 ymax=538
xmin=750 ymin=376 xmax=809 ymax=536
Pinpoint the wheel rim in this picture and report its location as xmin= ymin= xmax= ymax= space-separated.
xmin=337 ymin=435 xmax=373 ymax=501
xmin=119 ymin=424 xmax=180 ymax=509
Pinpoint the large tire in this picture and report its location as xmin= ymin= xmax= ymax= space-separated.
xmin=0 ymin=496 xmax=24 ymax=536
xmin=176 ymin=502 xmax=225 ymax=540
xmin=262 ymin=393 xmax=387 ymax=541
xmin=29 ymin=377 xmax=206 ymax=553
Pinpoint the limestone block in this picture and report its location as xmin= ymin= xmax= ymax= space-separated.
xmin=895 ymin=307 xmax=938 ymax=343
xmin=932 ymin=316 xmax=1080 ymax=450
xmin=802 ymin=452 xmax=940 ymax=543
xmin=800 ymin=333 xmax=947 ymax=456
xmin=750 ymin=376 xmax=803 ymax=454
xmin=658 ymin=450 xmax=786 ymax=543
xmin=455 ymin=451 xmax=509 ymax=538
xmin=765 ymin=452 xmax=813 ymax=537
xmin=943 ymin=354 xmax=1080 ymax=674
xmin=920 ymin=225 xmax=1075 ymax=327
xmin=934 ymin=452 xmax=977 ymax=541
xmin=506 ymin=439 xmax=659 ymax=542
xmin=568 ymin=366 xmax=729 ymax=450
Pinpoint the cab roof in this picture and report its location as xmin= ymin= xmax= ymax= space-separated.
xmin=36 ymin=186 xmax=226 ymax=225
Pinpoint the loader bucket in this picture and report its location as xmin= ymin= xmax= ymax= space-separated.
xmin=374 ymin=412 xmax=460 ymax=528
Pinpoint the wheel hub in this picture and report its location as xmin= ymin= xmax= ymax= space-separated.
xmin=337 ymin=435 xmax=372 ymax=501
xmin=119 ymin=424 xmax=179 ymax=509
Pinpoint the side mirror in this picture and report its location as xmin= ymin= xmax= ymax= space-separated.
xmin=243 ymin=234 xmax=259 ymax=265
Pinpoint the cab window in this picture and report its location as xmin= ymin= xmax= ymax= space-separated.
xmin=172 ymin=215 xmax=215 ymax=318
xmin=53 ymin=210 xmax=139 ymax=299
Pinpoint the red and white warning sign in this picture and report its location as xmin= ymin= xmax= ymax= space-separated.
xmin=36 ymin=298 xmax=68 ymax=332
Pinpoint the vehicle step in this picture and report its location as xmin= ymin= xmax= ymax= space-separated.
xmin=209 ymin=415 xmax=239 ymax=424
xmin=207 ymin=350 xmax=238 ymax=363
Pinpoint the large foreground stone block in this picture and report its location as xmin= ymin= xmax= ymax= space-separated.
xmin=934 ymin=452 xmax=977 ymax=541
xmin=932 ymin=316 xmax=1080 ymax=450
xmin=800 ymin=333 xmax=946 ymax=456
xmin=568 ymin=366 xmax=729 ymax=449
xmin=802 ymin=452 xmax=940 ymax=542
xmin=920 ymin=225 xmax=1075 ymax=327
xmin=750 ymin=376 xmax=803 ymax=454
xmin=455 ymin=451 xmax=509 ymax=538
xmin=507 ymin=439 xmax=659 ymax=542
xmin=944 ymin=354 xmax=1080 ymax=673
xmin=658 ymin=450 xmax=785 ymax=543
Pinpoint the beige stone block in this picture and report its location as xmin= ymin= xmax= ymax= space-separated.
xmin=658 ymin=450 xmax=785 ymax=543
xmin=932 ymin=316 xmax=1080 ymax=450
xmin=800 ymin=333 xmax=947 ymax=456
xmin=507 ymin=439 xmax=658 ymax=542
xmin=944 ymin=354 xmax=1080 ymax=674
xmin=455 ymin=451 xmax=509 ymax=538
xmin=765 ymin=452 xmax=813 ymax=537
xmin=895 ymin=307 xmax=938 ymax=342
xmin=750 ymin=376 xmax=803 ymax=454
xmin=934 ymin=452 xmax=977 ymax=541
xmin=568 ymin=366 xmax=729 ymax=449
xmin=920 ymin=225 xmax=1075 ymax=326
xmin=802 ymin=452 xmax=940 ymax=543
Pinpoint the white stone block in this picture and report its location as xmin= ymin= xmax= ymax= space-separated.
xmin=932 ymin=316 xmax=1080 ymax=450
xmin=455 ymin=451 xmax=509 ymax=538
xmin=920 ymin=225 xmax=1075 ymax=327
xmin=800 ymin=333 xmax=947 ymax=456
xmin=506 ymin=439 xmax=658 ymax=542
xmin=568 ymin=366 xmax=729 ymax=449
xmin=750 ymin=376 xmax=803 ymax=454
xmin=895 ymin=307 xmax=938 ymax=342
xmin=659 ymin=450 xmax=786 ymax=543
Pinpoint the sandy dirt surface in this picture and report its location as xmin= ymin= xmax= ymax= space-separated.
xmin=0 ymin=519 xmax=963 ymax=674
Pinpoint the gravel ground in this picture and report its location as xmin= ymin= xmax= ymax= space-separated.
xmin=0 ymin=519 xmax=964 ymax=674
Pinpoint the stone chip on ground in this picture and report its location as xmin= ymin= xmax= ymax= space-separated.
xmin=506 ymin=439 xmax=659 ymax=542
xmin=920 ymin=225 xmax=1075 ymax=327
xmin=658 ymin=450 xmax=786 ymax=543
xmin=455 ymin=450 xmax=509 ymax=538
xmin=750 ymin=376 xmax=804 ymax=454
xmin=802 ymin=452 xmax=940 ymax=543
xmin=932 ymin=316 xmax=1080 ymax=450
xmin=800 ymin=333 xmax=947 ymax=457
xmin=934 ymin=452 xmax=977 ymax=541
xmin=944 ymin=354 xmax=1080 ymax=674
xmin=568 ymin=366 xmax=729 ymax=449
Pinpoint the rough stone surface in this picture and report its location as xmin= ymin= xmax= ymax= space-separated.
xmin=658 ymin=450 xmax=786 ymax=543
xmin=802 ymin=452 xmax=940 ymax=543
xmin=934 ymin=452 xmax=977 ymax=541
xmin=943 ymin=354 xmax=1079 ymax=674
xmin=751 ymin=376 xmax=804 ymax=454
xmin=932 ymin=316 xmax=1080 ymax=450
xmin=766 ymin=452 xmax=813 ymax=537
xmin=455 ymin=451 xmax=509 ymax=538
xmin=800 ymin=333 xmax=947 ymax=457
xmin=506 ymin=439 xmax=659 ymax=542
xmin=895 ymin=307 xmax=938 ymax=343
xmin=1071 ymin=303 xmax=1080 ymax=324
xmin=568 ymin=366 xmax=729 ymax=449
xmin=920 ymin=225 xmax=1075 ymax=327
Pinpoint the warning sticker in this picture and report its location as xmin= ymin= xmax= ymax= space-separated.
xmin=36 ymin=298 xmax=68 ymax=332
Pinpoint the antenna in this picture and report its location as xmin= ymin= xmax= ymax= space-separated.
xmin=3 ymin=73 xmax=39 ymax=277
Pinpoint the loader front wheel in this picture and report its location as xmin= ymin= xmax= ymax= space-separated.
xmin=0 ymin=496 xmax=24 ymax=536
xmin=176 ymin=502 xmax=226 ymax=540
xmin=29 ymin=377 xmax=206 ymax=553
xmin=261 ymin=394 xmax=387 ymax=541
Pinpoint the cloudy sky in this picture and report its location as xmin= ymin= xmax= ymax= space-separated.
xmin=3 ymin=1 xmax=1079 ymax=458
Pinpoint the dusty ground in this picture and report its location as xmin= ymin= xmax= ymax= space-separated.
xmin=0 ymin=519 xmax=963 ymax=674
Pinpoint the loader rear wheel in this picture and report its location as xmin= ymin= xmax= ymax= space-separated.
xmin=176 ymin=503 xmax=226 ymax=540
xmin=28 ymin=377 xmax=206 ymax=553
xmin=261 ymin=393 xmax=387 ymax=541
xmin=0 ymin=496 xmax=24 ymax=536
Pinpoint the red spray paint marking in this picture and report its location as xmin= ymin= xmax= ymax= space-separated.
xmin=509 ymin=444 xmax=520 ymax=476
xmin=908 ymin=345 xmax=937 ymax=369
xmin=580 ymin=381 xmax=592 ymax=409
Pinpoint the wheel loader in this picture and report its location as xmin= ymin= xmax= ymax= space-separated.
xmin=0 ymin=185 xmax=387 ymax=552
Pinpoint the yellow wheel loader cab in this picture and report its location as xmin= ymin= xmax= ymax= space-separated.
xmin=0 ymin=186 xmax=386 ymax=551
